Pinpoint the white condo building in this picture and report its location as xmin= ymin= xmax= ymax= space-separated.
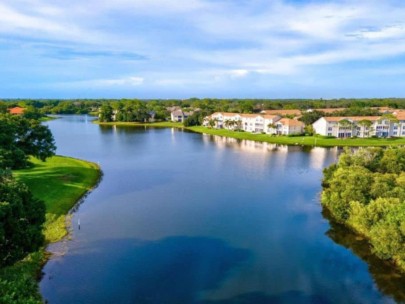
xmin=204 ymin=112 xmax=305 ymax=135
xmin=313 ymin=112 xmax=405 ymax=138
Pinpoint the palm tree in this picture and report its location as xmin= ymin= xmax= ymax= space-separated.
xmin=338 ymin=119 xmax=353 ymax=138
xmin=235 ymin=120 xmax=242 ymax=131
xmin=267 ymin=123 xmax=277 ymax=135
xmin=357 ymin=119 xmax=373 ymax=138
xmin=208 ymin=118 xmax=216 ymax=128
xmin=379 ymin=114 xmax=399 ymax=137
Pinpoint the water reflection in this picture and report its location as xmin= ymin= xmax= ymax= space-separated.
xmin=201 ymin=134 xmax=339 ymax=171
xmin=200 ymin=290 xmax=330 ymax=304
xmin=323 ymin=209 xmax=405 ymax=303
xmin=42 ymin=237 xmax=250 ymax=304
xmin=40 ymin=117 xmax=404 ymax=304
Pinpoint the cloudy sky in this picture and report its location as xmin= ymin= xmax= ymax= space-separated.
xmin=1 ymin=0 xmax=405 ymax=98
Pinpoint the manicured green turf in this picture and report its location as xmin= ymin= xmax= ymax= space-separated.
xmin=39 ymin=115 xmax=57 ymax=122
xmin=14 ymin=156 xmax=100 ymax=242
xmin=0 ymin=156 xmax=100 ymax=304
xmin=187 ymin=126 xmax=405 ymax=147
xmin=95 ymin=121 xmax=405 ymax=147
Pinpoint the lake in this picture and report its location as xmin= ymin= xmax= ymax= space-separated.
xmin=40 ymin=115 xmax=404 ymax=304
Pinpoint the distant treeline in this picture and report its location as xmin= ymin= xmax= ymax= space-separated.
xmin=1 ymin=98 xmax=405 ymax=116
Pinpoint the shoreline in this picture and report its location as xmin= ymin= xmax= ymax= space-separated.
xmin=95 ymin=120 xmax=405 ymax=147
xmin=1 ymin=155 xmax=101 ymax=303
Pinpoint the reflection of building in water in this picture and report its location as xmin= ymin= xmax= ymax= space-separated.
xmin=202 ymin=134 xmax=287 ymax=153
xmin=308 ymin=147 xmax=339 ymax=170
xmin=202 ymin=134 xmax=340 ymax=172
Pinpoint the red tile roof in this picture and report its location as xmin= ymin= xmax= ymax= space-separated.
xmin=323 ymin=116 xmax=381 ymax=122
xmin=8 ymin=107 xmax=25 ymax=115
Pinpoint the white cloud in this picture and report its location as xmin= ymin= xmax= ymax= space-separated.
xmin=54 ymin=76 xmax=144 ymax=88
xmin=2 ymin=0 xmax=405 ymax=97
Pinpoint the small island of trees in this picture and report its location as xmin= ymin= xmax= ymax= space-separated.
xmin=322 ymin=147 xmax=405 ymax=272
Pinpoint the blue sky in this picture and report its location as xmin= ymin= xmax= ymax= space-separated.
xmin=1 ymin=0 xmax=405 ymax=98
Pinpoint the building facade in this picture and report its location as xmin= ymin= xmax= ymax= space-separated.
xmin=204 ymin=112 xmax=305 ymax=135
xmin=313 ymin=113 xmax=405 ymax=138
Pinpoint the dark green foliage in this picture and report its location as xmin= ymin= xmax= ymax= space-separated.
xmin=22 ymin=106 xmax=43 ymax=120
xmin=0 ymin=250 xmax=44 ymax=304
xmin=2 ymin=97 xmax=405 ymax=118
xmin=184 ymin=112 xmax=206 ymax=127
xmin=299 ymin=110 xmax=323 ymax=125
xmin=322 ymin=147 xmax=405 ymax=271
xmin=99 ymin=103 xmax=113 ymax=122
xmin=0 ymin=114 xmax=56 ymax=169
xmin=0 ymin=170 xmax=45 ymax=267
xmin=331 ymin=107 xmax=380 ymax=117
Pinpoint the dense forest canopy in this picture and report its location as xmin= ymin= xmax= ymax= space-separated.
xmin=322 ymin=147 xmax=405 ymax=272
xmin=0 ymin=114 xmax=56 ymax=169
xmin=1 ymin=98 xmax=405 ymax=117
xmin=0 ymin=114 xmax=55 ymax=268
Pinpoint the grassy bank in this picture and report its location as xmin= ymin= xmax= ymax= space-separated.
xmin=0 ymin=156 xmax=100 ymax=304
xmin=187 ymin=126 xmax=405 ymax=147
xmin=95 ymin=120 xmax=405 ymax=147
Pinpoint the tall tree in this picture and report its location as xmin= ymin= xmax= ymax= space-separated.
xmin=0 ymin=115 xmax=56 ymax=169
xmin=0 ymin=170 xmax=45 ymax=267
xmin=357 ymin=119 xmax=373 ymax=138
xmin=99 ymin=103 xmax=113 ymax=122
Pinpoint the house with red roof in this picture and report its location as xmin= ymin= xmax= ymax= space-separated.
xmin=8 ymin=106 xmax=25 ymax=115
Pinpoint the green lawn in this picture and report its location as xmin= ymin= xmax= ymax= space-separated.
xmin=14 ymin=156 xmax=100 ymax=242
xmin=95 ymin=121 xmax=405 ymax=147
xmin=38 ymin=115 xmax=57 ymax=122
xmin=187 ymin=126 xmax=405 ymax=147
xmin=0 ymin=156 xmax=100 ymax=304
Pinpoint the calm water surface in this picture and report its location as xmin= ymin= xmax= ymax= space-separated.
xmin=40 ymin=116 xmax=404 ymax=304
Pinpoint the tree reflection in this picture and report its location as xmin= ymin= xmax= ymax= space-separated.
xmin=322 ymin=209 xmax=405 ymax=303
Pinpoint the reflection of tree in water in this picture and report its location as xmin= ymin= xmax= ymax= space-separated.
xmin=322 ymin=209 xmax=405 ymax=303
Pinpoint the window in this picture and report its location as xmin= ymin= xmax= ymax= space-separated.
xmin=328 ymin=127 xmax=332 ymax=131
xmin=327 ymin=132 xmax=332 ymax=136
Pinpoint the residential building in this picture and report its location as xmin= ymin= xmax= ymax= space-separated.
xmin=8 ymin=107 xmax=25 ymax=115
xmin=204 ymin=112 xmax=304 ymax=135
xmin=275 ymin=118 xmax=305 ymax=135
xmin=171 ymin=109 xmax=193 ymax=122
xmin=312 ymin=115 xmax=405 ymax=138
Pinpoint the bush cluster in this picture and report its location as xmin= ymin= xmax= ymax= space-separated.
xmin=322 ymin=147 xmax=405 ymax=270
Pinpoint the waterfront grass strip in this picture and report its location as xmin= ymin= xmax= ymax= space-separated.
xmin=95 ymin=120 xmax=405 ymax=147
xmin=0 ymin=156 xmax=100 ymax=304
xmin=187 ymin=126 xmax=405 ymax=147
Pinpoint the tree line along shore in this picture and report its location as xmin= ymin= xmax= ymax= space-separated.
xmin=322 ymin=147 xmax=405 ymax=273
xmin=3 ymin=98 xmax=405 ymax=146
xmin=0 ymin=113 xmax=100 ymax=303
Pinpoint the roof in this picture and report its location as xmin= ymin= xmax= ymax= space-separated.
xmin=239 ymin=113 xmax=261 ymax=118
xmin=315 ymin=108 xmax=346 ymax=113
xmin=8 ymin=107 xmax=25 ymax=115
xmin=277 ymin=118 xmax=305 ymax=127
xmin=171 ymin=109 xmax=184 ymax=116
xmin=323 ymin=116 xmax=381 ymax=122
xmin=261 ymin=109 xmax=301 ymax=115
xmin=394 ymin=111 xmax=405 ymax=120
xmin=261 ymin=114 xmax=279 ymax=120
